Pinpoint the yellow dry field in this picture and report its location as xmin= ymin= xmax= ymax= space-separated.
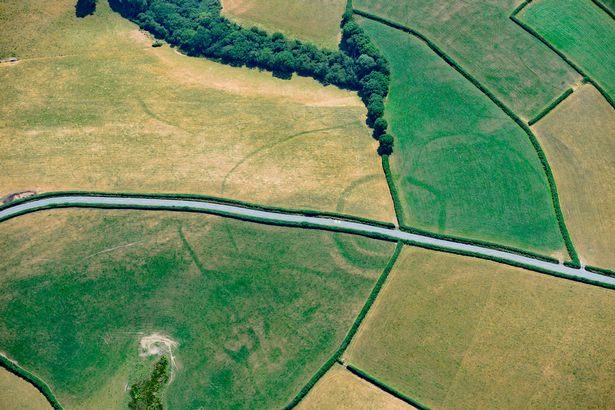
xmin=345 ymin=247 xmax=615 ymax=409
xmin=0 ymin=0 xmax=395 ymax=224
xmin=298 ymin=364 xmax=413 ymax=410
xmin=533 ymin=84 xmax=615 ymax=270
xmin=0 ymin=368 xmax=51 ymax=410
xmin=221 ymin=0 xmax=346 ymax=49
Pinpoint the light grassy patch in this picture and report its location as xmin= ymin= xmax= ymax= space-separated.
xmin=519 ymin=0 xmax=615 ymax=100
xmin=533 ymin=84 xmax=615 ymax=269
xmin=0 ymin=368 xmax=51 ymax=410
xmin=221 ymin=0 xmax=346 ymax=49
xmin=298 ymin=364 xmax=412 ymax=410
xmin=345 ymin=246 xmax=615 ymax=409
xmin=0 ymin=0 xmax=395 ymax=224
xmin=0 ymin=209 xmax=395 ymax=409
xmin=358 ymin=18 xmax=566 ymax=256
xmin=353 ymin=0 xmax=580 ymax=119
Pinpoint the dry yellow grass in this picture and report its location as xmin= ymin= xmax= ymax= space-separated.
xmin=345 ymin=246 xmax=615 ymax=409
xmin=533 ymin=84 xmax=615 ymax=269
xmin=298 ymin=364 xmax=413 ymax=410
xmin=221 ymin=0 xmax=346 ymax=49
xmin=0 ymin=0 xmax=395 ymax=224
xmin=0 ymin=368 xmax=51 ymax=410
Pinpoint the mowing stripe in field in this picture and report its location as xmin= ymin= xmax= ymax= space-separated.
xmin=353 ymin=9 xmax=581 ymax=266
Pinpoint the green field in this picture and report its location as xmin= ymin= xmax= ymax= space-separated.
xmin=221 ymin=0 xmax=346 ymax=49
xmin=0 ymin=0 xmax=395 ymax=224
xmin=345 ymin=246 xmax=615 ymax=409
xmin=0 ymin=209 xmax=395 ymax=408
xmin=353 ymin=0 xmax=580 ymax=119
xmin=519 ymin=0 xmax=615 ymax=100
xmin=358 ymin=18 xmax=566 ymax=256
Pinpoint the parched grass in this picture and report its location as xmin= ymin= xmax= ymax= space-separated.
xmin=0 ymin=368 xmax=51 ymax=410
xmin=345 ymin=246 xmax=615 ymax=409
xmin=533 ymin=84 xmax=615 ymax=269
xmin=353 ymin=0 xmax=580 ymax=119
xmin=221 ymin=0 xmax=346 ymax=49
xmin=358 ymin=19 xmax=566 ymax=257
xmin=0 ymin=208 xmax=395 ymax=409
xmin=297 ymin=364 xmax=412 ymax=410
xmin=0 ymin=0 xmax=395 ymax=224
xmin=519 ymin=0 xmax=615 ymax=101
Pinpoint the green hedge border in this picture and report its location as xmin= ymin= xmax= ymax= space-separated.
xmin=381 ymin=155 xmax=405 ymax=227
xmin=590 ymin=0 xmax=615 ymax=20
xmin=528 ymin=87 xmax=574 ymax=126
xmin=586 ymin=265 xmax=615 ymax=278
xmin=0 ymin=191 xmax=395 ymax=229
xmin=0 ymin=355 xmax=62 ymax=410
xmin=284 ymin=242 xmax=403 ymax=409
xmin=510 ymin=1 xmax=614 ymax=109
xmin=354 ymin=9 xmax=580 ymax=266
xmin=346 ymin=364 xmax=429 ymax=410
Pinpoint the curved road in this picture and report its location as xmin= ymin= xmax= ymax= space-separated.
xmin=1 ymin=194 xmax=614 ymax=288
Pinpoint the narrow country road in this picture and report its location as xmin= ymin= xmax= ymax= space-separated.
xmin=1 ymin=194 xmax=614 ymax=288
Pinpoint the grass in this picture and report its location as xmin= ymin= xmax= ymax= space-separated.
xmin=0 ymin=208 xmax=395 ymax=409
xmin=297 ymin=364 xmax=413 ymax=409
xmin=0 ymin=368 xmax=51 ymax=410
xmin=345 ymin=246 xmax=615 ymax=409
xmin=358 ymin=18 xmax=567 ymax=257
xmin=221 ymin=0 xmax=346 ymax=49
xmin=533 ymin=84 xmax=615 ymax=270
xmin=353 ymin=0 xmax=579 ymax=119
xmin=519 ymin=0 xmax=615 ymax=101
xmin=0 ymin=0 xmax=395 ymax=224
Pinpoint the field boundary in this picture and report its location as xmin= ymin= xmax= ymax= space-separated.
xmin=0 ymin=354 xmax=62 ymax=410
xmin=345 ymin=364 xmax=429 ymax=409
xmin=354 ymin=9 xmax=580 ymax=266
xmin=590 ymin=0 xmax=615 ymax=20
xmin=284 ymin=242 xmax=403 ymax=409
xmin=528 ymin=87 xmax=574 ymax=126
xmin=586 ymin=265 xmax=615 ymax=278
xmin=510 ymin=0 xmax=614 ymax=109
xmin=382 ymin=155 xmax=405 ymax=227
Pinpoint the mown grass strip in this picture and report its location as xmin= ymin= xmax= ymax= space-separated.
xmin=354 ymin=9 xmax=580 ymax=266
xmin=528 ymin=87 xmax=574 ymax=126
xmin=0 ymin=355 xmax=62 ymax=410
xmin=510 ymin=0 xmax=615 ymax=109
xmin=284 ymin=242 xmax=403 ymax=409
xmin=345 ymin=364 xmax=429 ymax=410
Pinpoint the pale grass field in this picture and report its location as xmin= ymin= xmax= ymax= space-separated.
xmin=0 ymin=0 xmax=395 ymax=224
xmin=221 ymin=0 xmax=346 ymax=49
xmin=345 ymin=246 xmax=615 ymax=409
xmin=533 ymin=85 xmax=615 ymax=269
xmin=298 ymin=364 xmax=413 ymax=410
xmin=0 ymin=368 xmax=51 ymax=410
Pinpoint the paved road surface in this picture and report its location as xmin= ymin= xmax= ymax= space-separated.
xmin=1 ymin=194 xmax=614 ymax=288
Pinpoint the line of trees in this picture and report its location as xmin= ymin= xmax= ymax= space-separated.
xmin=105 ymin=0 xmax=394 ymax=154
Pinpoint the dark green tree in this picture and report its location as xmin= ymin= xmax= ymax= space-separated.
xmin=75 ymin=0 xmax=96 ymax=17
xmin=378 ymin=133 xmax=394 ymax=156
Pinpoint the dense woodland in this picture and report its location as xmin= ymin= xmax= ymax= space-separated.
xmin=101 ymin=0 xmax=394 ymax=154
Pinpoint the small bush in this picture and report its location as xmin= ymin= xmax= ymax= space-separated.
xmin=152 ymin=40 xmax=163 ymax=48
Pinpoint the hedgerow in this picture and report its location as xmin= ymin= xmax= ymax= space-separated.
xmin=102 ymin=0 xmax=394 ymax=154
xmin=0 ymin=355 xmax=62 ymax=410
xmin=528 ymin=88 xmax=574 ymax=126
xmin=585 ymin=265 xmax=615 ymax=278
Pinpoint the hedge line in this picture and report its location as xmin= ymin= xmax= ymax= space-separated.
xmin=0 ymin=191 xmax=395 ymax=229
xmin=528 ymin=87 xmax=574 ymax=126
xmin=510 ymin=1 xmax=615 ymax=109
xmin=590 ymin=0 xmax=615 ymax=20
xmin=586 ymin=265 xmax=615 ymax=278
xmin=381 ymin=155 xmax=405 ymax=227
xmin=563 ymin=260 xmax=582 ymax=269
xmin=402 ymin=239 xmax=615 ymax=290
xmin=354 ymin=9 xmax=580 ymax=266
xmin=0 ymin=355 xmax=62 ymax=410
xmin=284 ymin=242 xmax=403 ymax=408
xmin=345 ymin=364 xmax=429 ymax=410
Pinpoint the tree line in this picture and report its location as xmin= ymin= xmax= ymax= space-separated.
xmin=100 ymin=0 xmax=394 ymax=155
